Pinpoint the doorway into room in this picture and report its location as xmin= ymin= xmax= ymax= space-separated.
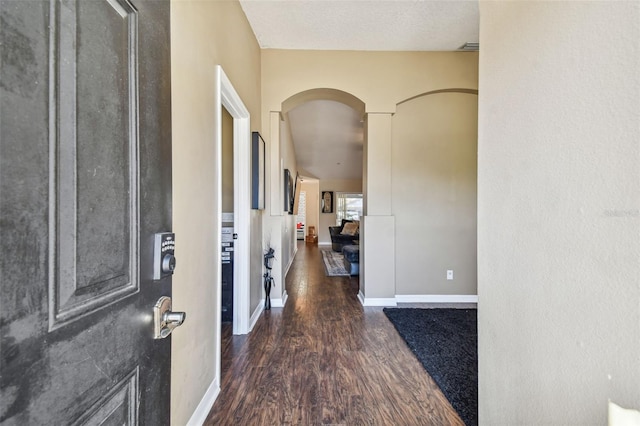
xmin=214 ymin=66 xmax=252 ymax=397
xmin=221 ymin=106 xmax=234 ymax=333
xmin=294 ymin=177 xmax=320 ymax=245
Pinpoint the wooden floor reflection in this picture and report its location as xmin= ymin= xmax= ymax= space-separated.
xmin=205 ymin=242 xmax=463 ymax=425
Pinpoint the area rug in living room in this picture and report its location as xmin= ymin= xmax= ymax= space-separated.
xmin=383 ymin=308 xmax=478 ymax=426
xmin=321 ymin=250 xmax=350 ymax=276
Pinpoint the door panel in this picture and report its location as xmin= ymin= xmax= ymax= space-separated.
xmin=53 ymin=0 xmax=139 ymax=328
xmin=0 ymin=0 xmax=172 ymax=424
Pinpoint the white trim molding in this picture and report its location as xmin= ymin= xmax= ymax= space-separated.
xmin=186 ymin=377 xmax=220 ymax=426
xmin=395 ymin=294 xmax=479 ymax=304
xmin=270 ymin=299 xmax=284 ymax=308
xmin=357 ymin=293 xmax=479 ymax=306
xmin=284 ymin=246 xmax=297 ymax=277
xmin=215 ymin=65 xmax=251 ymax=336
xmin=249 ymin=301 xmax=264 ymax=332
xmin=270 ymin=290 xmax=288 ymax=308
xmin=358 ymin=296 xmax=398 ymax=307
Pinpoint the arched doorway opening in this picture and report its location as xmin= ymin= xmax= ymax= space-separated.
xmin=266 ymin=88 xmax=366 ymax=300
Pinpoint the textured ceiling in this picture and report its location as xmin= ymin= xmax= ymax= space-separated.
xmin=239 ymin=0 xmax=479 ymax=51
xmin=288 ymin=100 xmax=364 ymax=180
xmin=240 ymin=0 xmax=479 ymax=181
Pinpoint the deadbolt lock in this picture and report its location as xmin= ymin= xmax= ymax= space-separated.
xmin=153 ymin=296 xmax=186 ymax=339
xmin=154 ymin=233 xmax=176 ymax=280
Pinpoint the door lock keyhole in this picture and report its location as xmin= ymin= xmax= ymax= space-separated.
xmin=161 ymin=254 xmax=176 ymax=274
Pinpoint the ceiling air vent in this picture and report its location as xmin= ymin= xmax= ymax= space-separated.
xmin=458 ymin=42 xmax=479 ymax=51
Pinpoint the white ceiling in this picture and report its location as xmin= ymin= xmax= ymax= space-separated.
xmin=239 ymin=0 xmax=479 ymax=51
xmin=240 ymin=0 xmax=479 ymax=180
xmin=288 ymin=100 xmax=364 ymax=180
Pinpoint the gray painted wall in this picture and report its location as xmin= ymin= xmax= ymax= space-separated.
xmin=478 ymin=2 xmax=640 ymax=423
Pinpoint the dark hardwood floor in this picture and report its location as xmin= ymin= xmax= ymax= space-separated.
xmin=205 ymin=242 xmax=463 ymax=425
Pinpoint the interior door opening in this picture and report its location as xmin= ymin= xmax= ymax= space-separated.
xmin=220 ymin=107 xmax=234 ymax=373
xmin=295 ymin=190 xmax=306 ymax=241
xmin=215 ymin=66 xmax=251 ymax=397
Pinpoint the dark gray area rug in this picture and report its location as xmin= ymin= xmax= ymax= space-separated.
xmin=321 ymin=250 xmax=349 ymax=276
xmin=383 ymin=308 xmax=477 ymax=426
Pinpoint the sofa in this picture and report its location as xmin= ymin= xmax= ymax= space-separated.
xmin=329 ymin=219 xmax=359 ymax=252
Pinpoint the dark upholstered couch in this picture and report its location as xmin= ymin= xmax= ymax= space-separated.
xmin=329 ymin=219 xmax=359 ymax=252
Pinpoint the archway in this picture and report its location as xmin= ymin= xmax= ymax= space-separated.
xmin=265 ymin=88 xmax=367 ymax=301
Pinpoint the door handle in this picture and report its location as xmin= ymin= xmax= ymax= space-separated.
xmin=162 ymin=311 xmax=185 ymax=325
xmin=153 ymin=296 xmax=186 ymax=339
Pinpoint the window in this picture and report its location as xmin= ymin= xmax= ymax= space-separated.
xmin=335 ymin=193 xmax=363 ymax=225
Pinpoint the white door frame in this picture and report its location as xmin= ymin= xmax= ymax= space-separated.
xmin=215 ymin=65 xmax=251 ymax=340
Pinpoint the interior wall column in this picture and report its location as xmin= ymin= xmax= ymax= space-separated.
xmin=264 ymin=111 xmax=284 ymax=305
xmin=269 ymin=112 xmax=282 ymax=216
xmin=361 ymin=112 xmax=396 ymax=305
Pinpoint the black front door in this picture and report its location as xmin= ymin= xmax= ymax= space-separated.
xmin=1 ymin=0 xmax=173 ymax=423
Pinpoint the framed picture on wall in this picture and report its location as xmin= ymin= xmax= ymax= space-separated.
xmin=321 ymin=191 xmax=333 ymax=213
xmin=251 ymin=132 xmax=265 ymax=210
xmin=284 ymin=169 xmax=293 ymax=213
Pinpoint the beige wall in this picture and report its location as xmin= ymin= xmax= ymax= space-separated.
xmin=262 ymin=50 xmax=478 ymax=301
xmin=478 ymin=1 xmax=640 ymax=424
xmin=262 ymin=50 xmax=479 ymax=115
xmin=221 ymin=107 xmax=233 ymax=213
xmin=262 ymin=114 xmax=299 ymax=303
xmin=392 ymin=92 xmax=477 ymax=296
xmin=318 ymin=179 xmax=363 ymax=244
xmin=170 ymin=0 xmax=261 ymax=424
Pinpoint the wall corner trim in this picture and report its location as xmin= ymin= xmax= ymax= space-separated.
xmin=186 ymin=377 xmax=220 ymax=426
xmin=395 ymin=294 xmax=478 ymax=304
xmin=249 ymin=302 xmax=264 ymax=332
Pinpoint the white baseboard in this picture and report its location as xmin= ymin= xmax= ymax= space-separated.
xmin=270 ymin=297 xmax=285 ymax=308
xmin=318 ymin=242 xmax=331 ymax=247
xmin=356 ymin=294 xmax=477 ymax=306
xmin=359 ymin=296 xmax=398 ymax=307
xmin=395 ymin=294 xmax=478 ymax=304
xmin=284 ymin=246 xmax=297 ymax=277
xmin=186 ymin=377 xmax=220 ymax=426
xmin=249 ymin=301 xmax=263 ymax=332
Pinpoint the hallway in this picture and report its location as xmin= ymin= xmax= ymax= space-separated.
xmin=205 ymin=242 xmax=463 ymax=425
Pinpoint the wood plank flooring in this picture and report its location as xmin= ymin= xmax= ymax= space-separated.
xmin=205 ymin=242 xmax=463 ymax=425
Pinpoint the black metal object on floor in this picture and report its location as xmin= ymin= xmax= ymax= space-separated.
xmin=263 ymin=247 xmax=275 ymax=310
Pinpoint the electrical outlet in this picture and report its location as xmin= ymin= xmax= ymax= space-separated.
xmin=447 ymin=270 xmax=454 ymax=280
